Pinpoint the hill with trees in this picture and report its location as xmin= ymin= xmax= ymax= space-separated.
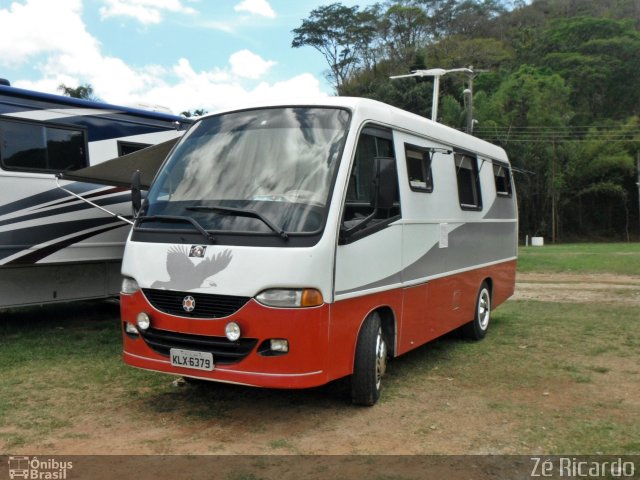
xmin=293 ymin=0 xmax=640 ymax=242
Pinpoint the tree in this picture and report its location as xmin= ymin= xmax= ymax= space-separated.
xmin=57 ymin=83 xmax=100 ymax=101
xmin=292 ymin=3 xmax=377 ymax=93
xmin=534 ymin=17 xmax=640 ymax=122
xmin=181 ymin=109 xmax=208 ymax=118
xmin=378 ymin=4 xmax=430 ymax=66
xmin=475 ymin=65 xmax=573 ymax=241
xmin=314 ymin=0 xmax=640 ymax=240
xmin=563 ymin=122 xmax=637 ymax=239
xmin=426 ymin=37 xmax=513 ymax=70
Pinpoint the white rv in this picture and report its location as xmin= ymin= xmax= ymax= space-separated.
xmin=120 ymin=97 xmax=517 ymax=405
xmin=0 ymin=82 xmax=189 ymax=308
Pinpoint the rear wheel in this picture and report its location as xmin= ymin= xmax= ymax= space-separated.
xmin=462 ymin=282 xmax=491 ymax=340
xmin=351 ymin=312 xmax=387 ymax=406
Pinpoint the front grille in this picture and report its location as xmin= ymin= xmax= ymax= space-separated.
xmin=142 ymin=289 xmax=250 ymax=318
xmin=140 ymin=328 xmax=258 ymax=365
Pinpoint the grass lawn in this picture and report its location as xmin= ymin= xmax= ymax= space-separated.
xmin=0 ymin=243 xmax=638 ymax=455
xmin=518 ymin=242 xmax=640 ymax=275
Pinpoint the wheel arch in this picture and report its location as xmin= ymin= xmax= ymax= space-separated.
xmin=482 ymin=277 xmax=494 ymax=306
xmin=352 ymin=305 xmax=398 ymax=362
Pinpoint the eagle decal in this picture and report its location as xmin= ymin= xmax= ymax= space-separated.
xmin=151 ymin=246 xmax=233 ymax=290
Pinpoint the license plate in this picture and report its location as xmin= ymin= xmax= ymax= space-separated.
xmin=170 ymin=348 xmax=214 ymax=371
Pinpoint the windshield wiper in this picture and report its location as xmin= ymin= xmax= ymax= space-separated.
xmin=136 ymin=215 xmax=216 ymax=244
xmin=186 ymin=205 xmax=289 ymax=241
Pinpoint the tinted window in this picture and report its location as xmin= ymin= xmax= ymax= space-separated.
xmin=342 ymin=126 xmax=400 ymax=239
xmin=0 ymin=119 xmax=86 ymax=173
xmin=455 ymin=153 xmax=482 ymax=210
xmin=405 ymin=144 xmax=433 ymax=192
xmin=493 ymin=162 xmax=512 ymax=197
xmin=118 ymin=141 xmax=151 ymax=156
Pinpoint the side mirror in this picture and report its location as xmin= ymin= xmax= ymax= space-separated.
xmin=370 ymin=157 xmax=397 ymax=210
xmin=131 ymin=170 xmax=142 ymax=218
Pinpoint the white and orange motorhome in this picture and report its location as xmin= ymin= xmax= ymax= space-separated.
xmin=120 ymin=97 xmax=517 ymax=405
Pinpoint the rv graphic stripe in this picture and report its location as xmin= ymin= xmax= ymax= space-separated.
xmin=0 ymin=217 xmax=127 ymax=265
xmin=0 ymin=192 xmax=130 ymax=228
xmin=2 ymin=221 xmax=124 ymax=266
xmin=35 ymin=187 xmax=127 ymax=210
xmin=0 ymin=182 xmax=99 ymax=216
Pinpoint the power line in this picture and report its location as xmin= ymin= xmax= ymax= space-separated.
xmin=467 ymin=125 xmax=640 ymax=142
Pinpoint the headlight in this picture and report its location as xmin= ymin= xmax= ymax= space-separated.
xmin=136 ymin=312 xmax=151 ymax=331
xmin=255 ymin=288 xmax=323 ymax=308
xmin=121 ymin=277 xmax=140 ymax=295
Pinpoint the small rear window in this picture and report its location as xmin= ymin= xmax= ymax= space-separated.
xmin=455 ymin=153 xmax=482 ymax=210
xmin=493 ymin=163 xmax=512 ymax=197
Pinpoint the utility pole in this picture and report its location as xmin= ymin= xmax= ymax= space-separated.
xmin=637 ymin=151 xmax=640 ymax=239
xmin=462 ymin=65 xmax=485 ymax=134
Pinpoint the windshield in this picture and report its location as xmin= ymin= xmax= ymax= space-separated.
xmin=143 ymin=107 xmax=350 ymax=238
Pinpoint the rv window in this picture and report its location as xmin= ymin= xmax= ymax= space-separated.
xmin=118 ymin=141 xmax=151 ymax=156
xmin=405 ymin=144 xmax=433 ymax=192
xmin=455 ymin=153 xmax=482 ymax=210
xmin=493 ymin=163 xmax=512 ymax=197
xmin=342 ymin=127 xmax=400 ymax=240
xmin=0 ymin=119 xmax=86 ymax=173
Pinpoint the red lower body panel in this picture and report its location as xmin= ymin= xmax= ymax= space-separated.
xmin=121 ymin=260 xmax=516 ymax=389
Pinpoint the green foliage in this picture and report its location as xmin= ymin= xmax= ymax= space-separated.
xmin=291 ymin=3 xmax=377 ymax=92
xmin=293 ymin=0 xmax=640 ymax=241
xmin=490 ymin=65 xmax=572 ymax=128
xmin=378 ymin=4 xmax=430 ymax=66
xmin=181 ymin=108 xmax=208 ymax=118
xmin=57 ymin=83 xmax=100 ymax=101
xmin=439 ymin=94 xmax=464 ymax=127
xmin=427 ymin=36 xmax=514 ymax=70
xmin=531 ymin=17 xmax=640 ymax=122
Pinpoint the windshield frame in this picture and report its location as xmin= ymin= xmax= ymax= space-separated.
xmin=132 ymin=105 xmax=352 ymax=247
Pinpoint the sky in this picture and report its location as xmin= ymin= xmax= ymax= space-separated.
xmin=0 ymin=0 xmax=370 ymax=114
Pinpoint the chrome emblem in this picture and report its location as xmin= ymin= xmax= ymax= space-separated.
xmin=189 ymin=245 xmax=207 ymax=258
xmin=182 ymin=296 xmax=196 ymax=312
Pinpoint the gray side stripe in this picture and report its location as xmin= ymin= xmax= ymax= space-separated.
xmin=336 ymin=221 xmax=517 ymax=296
xmin=483 ymin=196 xmax=516 ymax=219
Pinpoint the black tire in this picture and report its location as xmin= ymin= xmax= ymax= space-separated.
xmin=351 ymin=312 xmax=388 ymax=406
xmin=462 ymin=282 xmax=491 ymax=340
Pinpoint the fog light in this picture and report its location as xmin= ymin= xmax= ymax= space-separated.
xmin=270 ymin=339 xmax=289 ymax=353
xmin=225 ymin=322 xmax=241 ymax=342
xmin=136 ymin=312 xmax=151 ymax=331
xmin=125 ymin=322 xmax=138 ymax=335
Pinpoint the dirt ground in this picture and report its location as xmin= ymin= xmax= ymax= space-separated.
xmin=7 ymin=272 xmax=640 ymax=457
xmin=514 ymin=272 xmax=640 ymax=305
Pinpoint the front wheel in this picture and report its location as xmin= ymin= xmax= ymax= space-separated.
xmin=351 ymin=312 xmax=388 ymax=406
xmin=462 ymin=282 xmax=491 ymax=340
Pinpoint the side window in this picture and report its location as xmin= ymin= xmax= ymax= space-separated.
xmin=118 ymin=141 xmax=151 ymax=156
xmin=341 ymin=126 xmax=400 ymax=241
xmin=493 ymin=162 xmax=512 ymax=197
xmin=455 ymin=153 xmax=482 ymax=210
xmin=405 ymin=144 xmax=433 ymax=193
xmin=0 ymin=119 xmax=86 ymax=173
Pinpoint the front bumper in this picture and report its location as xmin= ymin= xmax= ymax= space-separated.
xmin=121 ymin=289 xmax=331 ymax=389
